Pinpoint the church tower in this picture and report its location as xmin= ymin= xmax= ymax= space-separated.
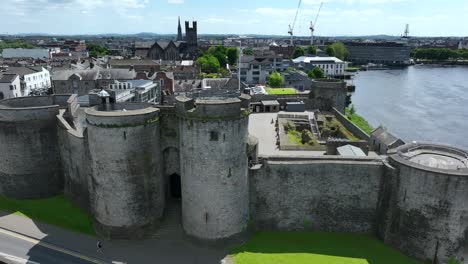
xmin=177 ymin=16 xmax=183 ymax=41
xmin=184 ymin=20 xmax=198 ymax=58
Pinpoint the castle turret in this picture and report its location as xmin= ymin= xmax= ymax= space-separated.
xmin=176 ymin=94 xmax=251 ymax=241
xmin=85 ymin=103 xmax=164 ymax=239
xmin=379 ymin=143 xmax=468 ymax=262
xmin=0 ymin=96 xmax=63 ymax=199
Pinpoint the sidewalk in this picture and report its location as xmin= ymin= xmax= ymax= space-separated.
xmin=0 ymin=210 xmax=229 ymax=264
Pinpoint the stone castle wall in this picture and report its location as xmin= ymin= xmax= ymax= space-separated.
xmin=0 ymin=96 xmax=63 ymax=199
xmin=377 ymin=145 xmax=468 ymax=262
xmin=1 ymin=94 xmax=468 ymax=263
xmin=250 ymin=157 xmax=384 ymax=233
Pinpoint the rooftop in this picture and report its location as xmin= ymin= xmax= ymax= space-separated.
xmin=292 ymin=56 xmax=344 ymax=64
xmin=391 ymin=143 xmax=468 ymax=172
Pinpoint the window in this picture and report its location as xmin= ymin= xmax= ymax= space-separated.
xmin=0 ymin=92 xmax=4 ymax=100
xmin=210 ymin=131 xmax=219 ymax=141
xmin=9 ymin=85 xmax=14 ymax=90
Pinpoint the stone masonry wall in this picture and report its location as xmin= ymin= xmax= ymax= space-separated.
xmin=379 ymin=161 xmax=468 ymax=262
xmin=250 ymin=158 xmax=384 ymax=233
xmin=179 ymin=116 xmax=250 ymax=240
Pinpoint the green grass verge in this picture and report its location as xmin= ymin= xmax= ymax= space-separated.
xmin=231 ymin=232 xmax=421 ymax=264
xmin=0 ymin=195 xmax=95 ymax=235
xmin=266 ymin=88 xmax=298 ymax=95
xmin=345 ymin=108 xmax=374 ymax=135
xmin=345 ymin=67 xmax=360 ymax=72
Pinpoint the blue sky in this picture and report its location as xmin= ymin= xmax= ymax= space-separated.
xmin=1 ymin=0 xmax=467 ymax=36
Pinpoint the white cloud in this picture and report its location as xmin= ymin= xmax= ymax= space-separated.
xmin=168 ymin=0 xmax=184 ymax=4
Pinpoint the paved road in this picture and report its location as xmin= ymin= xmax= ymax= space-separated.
xmin=0 ymin=232 xmax=98 ymax=264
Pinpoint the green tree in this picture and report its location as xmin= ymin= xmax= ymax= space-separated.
xmin=87 ymin=44 xmax=109 ymax=58
xmin=227 ymin=48 xmax=239 ymax=65
xmin=292 ymin=46 xmax=305 ymax=59
xmin=243 ymin=48 xmax=253 ymax=55
xmin=0 ymin=40 xmax=35 ymax=52
xmin=327 ymin=42 xmax=349 ymax=60
xmin=268 ymin=71 xmax=283 ymax=88
xmin=196 ymin=54 xmax=220 ymax=73
xmin=207 ymin=45 xmax=227 ymax=68
xmin=307 ymin=66 xmax=325 ymax=79
xmin=307 ymin=45 xmax=317 ymax=55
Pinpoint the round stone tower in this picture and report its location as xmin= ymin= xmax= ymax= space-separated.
xmin=0 ymin=96 xmax=63 ymax=199
xmin=381 ymin=143 xmax=468 ymax=262
xmin=176 ymin=94 xmax=251 ymax=241
xmin=85 ymin=103 xmax=164 ymax=239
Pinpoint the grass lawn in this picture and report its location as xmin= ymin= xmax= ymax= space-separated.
xmin=345 ymin=108 xmax=374 ymax=135
xmin=0 ymin=195 xmax=95 ymax=235
xmin=231 ymin=232 xmax=421 ymax=264
xmin=266 ymin=88 xmax=298 ymax=95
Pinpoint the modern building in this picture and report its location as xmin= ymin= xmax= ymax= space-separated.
xmin=292 ymin=56 xmax=347 ymax=76
xmin=345 ymin=41 xmax=411 ymax=65
xmin=239 ymin=55 xmax=287 ymax=85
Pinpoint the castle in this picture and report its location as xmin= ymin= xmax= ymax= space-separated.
xmin=0 ymin=91 xmax=468 ymax=263
xmin=134 ymin=18 xmax=198 ymax=61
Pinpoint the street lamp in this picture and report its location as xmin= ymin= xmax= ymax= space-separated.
xmin=236 ymin=40 xmax=243 ymax=93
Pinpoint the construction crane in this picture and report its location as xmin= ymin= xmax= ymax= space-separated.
xmin=288 ymin=0 xmax=302 ymax=46
xmin=403 ymin=24 xmax=410 ymax=38
xmin=310 ymin=2 xmax=323 ymax=45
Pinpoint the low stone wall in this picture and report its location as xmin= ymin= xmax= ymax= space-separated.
xmin=250 ymin=157 xmax=384 ymax=233
xmin=333 ymin=108 xmax=370 ymax=140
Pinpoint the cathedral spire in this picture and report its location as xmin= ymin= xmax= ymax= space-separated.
xmin=177 ymin=16 xmax=183 ymax=41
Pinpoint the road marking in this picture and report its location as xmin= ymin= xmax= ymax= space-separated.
xmin=0 ymin=251 xmax=40 ymax=264
xmin=0 ymin=228 xmax=108 ymax=264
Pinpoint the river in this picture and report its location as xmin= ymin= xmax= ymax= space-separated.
xmin=351 ymin=65 xmax=468 ymax=151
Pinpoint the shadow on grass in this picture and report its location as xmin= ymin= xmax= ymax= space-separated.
xmin=0 ymin=195 xmax=94 ymax=236
xmin=0 ymin=195 xmax=103 ymax=263
xmin=230 ymin=232 xmax=421 ymax=264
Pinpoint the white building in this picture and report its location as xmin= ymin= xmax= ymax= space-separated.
xmin=292 ymin=56 xmax=347 ymax=76
xmin=2 ymin=67 xmax=51 ymax=96
xmin=239 ymin=56 xmax=290 ymax=85
xmin=0 ymin=74 xmax=21 ymax=99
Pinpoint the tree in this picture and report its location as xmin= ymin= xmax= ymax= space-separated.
xmin=307 ymin=66 xmax=325 ymax=79
xmin=307 ymin=45 xmax=317 ymax=55
xmin=349 ymin=104 xmax=356 ymax=116
xmin=87 ymin=44 xmax=109 ymax=58
xmin=207 ymin=45 xmax=228 ymax=68
xmin=326 ymin=46 xmax=335 ymax=57
xmin=227 ymin=48 xmax=239 ymax=65
xmin=268 ymin=71 xmax=283 ymax=88
xmin=292 ymin=46 xmax=305 ymax=59
xmin=243 ymin=48 xmax=253 ymax=55
xmin=196 ymin=54 xmax=220 ymax=73
xmin=327 ymin=42 xmax=349 ymax=60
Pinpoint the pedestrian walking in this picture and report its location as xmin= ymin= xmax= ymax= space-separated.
xmin=97 ymin=240 xmax=103 ymax=253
